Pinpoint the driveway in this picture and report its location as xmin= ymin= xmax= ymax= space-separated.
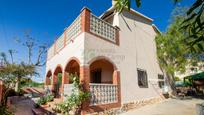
xmin=121 ymin=98 xmax=203 ymax=115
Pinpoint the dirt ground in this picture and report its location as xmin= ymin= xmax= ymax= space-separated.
xmin=121 ymin=98 xmax=203 ymax=115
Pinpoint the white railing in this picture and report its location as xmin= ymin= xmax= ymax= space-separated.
xmin=45 ymin=85 xmax=52 ymax=93
xmin=47 ymin=85 xmax=52 ymax=90
xmin=90 ymin=14 xmax=117 ymax=43
xmin=47 ymin=14 xmax=81 ymax=60
xmin=47 ymin=45 xmax=55 ymax=60
xmin=47 ymin=11 xmax=119 ymax=60
xmin=89 ymin=83 xmax=118 ymax=105
xmin=65 ymin=15 xmax=82 ymax=44
xmin=55 ymin=34 xmax=64 ymax=52
xmin=63 ymin=84 xmax=74 ymax=97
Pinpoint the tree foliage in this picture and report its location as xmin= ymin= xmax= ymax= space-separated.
xmin=181 ymin=0 xmax=204 ymax=52
xmin=53 ymin=74 xmax=90 ymax=115
xmin=0 ymin=33 xmax=47 ymax=92
xmin=0 ymin=60 xmax=38 ymax=91
xmin=155 ymin=7 xmax=203 ymax=93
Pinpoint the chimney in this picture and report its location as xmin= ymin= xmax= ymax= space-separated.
xmin=112 ymin=0 xmax=117 ymax=6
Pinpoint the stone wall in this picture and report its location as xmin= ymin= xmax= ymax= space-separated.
xmin=121 ymin=96 xmax=164 ymax=112
xmin=88 ymin=96 xmax=164 ymax=115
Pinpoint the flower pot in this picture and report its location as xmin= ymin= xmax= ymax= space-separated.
xmin=41 ymin=104 xmax=49 ymax=108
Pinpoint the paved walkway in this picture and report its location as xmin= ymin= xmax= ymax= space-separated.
xmin=13 ymin=98 xmax=35 ymax=115
xmin=121 ymin=98 xmax=203 ymax=115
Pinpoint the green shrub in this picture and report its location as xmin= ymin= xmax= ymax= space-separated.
xmin=53 ymin=74 xmax=90 ymax=114
xmin=46 ymin=94 xmax=54 ymax=102
xmin=4 ymin=89 xmax=16 ymax=97
xmin=36 ymin=94 xmax=54 ymax=106
xmin=2 ymin=89 xmax=17 ymax=105
xmin=52 ymin=104 xmax=63 ymax=113
xmin=37 ymin=96 xmax=47 ymax=105
xmin=0 ymin=104 xmax=13 ymax=115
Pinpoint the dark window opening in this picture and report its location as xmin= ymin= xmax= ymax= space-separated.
xmin=158 ymin=74 xmax=164 ymax=88
xmin=137 ymin=69 xmax=148 ymax=88
xmin=91 ymin=69 xmax=102 ymax=83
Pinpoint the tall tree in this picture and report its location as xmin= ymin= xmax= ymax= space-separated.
xmin=0 ymin=32 xmax=47 ymax=92
xmin=155 ymin=7 xmax=203 ymax=94
xmin=8 ymin=49 xmax=15 ymax=64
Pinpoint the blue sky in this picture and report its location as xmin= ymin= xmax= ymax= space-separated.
xmin=0 ymin=0 xmax=194 ymax=82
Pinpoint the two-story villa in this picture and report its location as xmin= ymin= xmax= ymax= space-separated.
xmin=45 ymin=2 xmax=167 ymax=114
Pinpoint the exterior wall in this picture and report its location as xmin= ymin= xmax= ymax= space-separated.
xmin=119 ymin=11 xmax=164 ymax=103
xmin=45 ymin=33 xmax=85 ymax=76
xmin=84 ymin=10 xmax=164 ymax=104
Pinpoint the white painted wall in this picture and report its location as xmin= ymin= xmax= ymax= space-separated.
xmin=45 ymin=33 xmax=85 ymax=76
xmin=84 ymin=10 xmax=164 ymax=104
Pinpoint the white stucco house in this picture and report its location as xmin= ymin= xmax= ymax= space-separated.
xmin=45 ymin=2 xmax=168 ymax=114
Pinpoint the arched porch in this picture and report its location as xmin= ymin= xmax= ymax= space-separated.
xmin=88 ymin=57 xmax=121 ymax=107
xmin=62 ymin=58 xmax=80 ymax=97
xmin=45 ymin=70 xmax=52 ymax=86
xmin=52 ymin=65 xmax=63 ymax=97
xmin=64 ymin=59 xmax=80 ymax=84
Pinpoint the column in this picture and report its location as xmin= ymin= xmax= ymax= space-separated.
xmin=113 ymin=70 xmax=121 ymax=106
xmin=81 ymin=7 xmax=91 ymax=33
xmin=80 ymin=65 xmax=90 ymax=115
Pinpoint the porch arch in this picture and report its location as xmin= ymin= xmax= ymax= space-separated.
xmin=87 ymin=56 xmax=121 ymax=106
xmin=53 ymin=65 xmax=63 ymax=97
xmin=45 ymin=70 xmax=52 ymax=85
xmin=64 ymin=57 xmax=80 ymax=84
xmin=88 ymin=56 xmax=117 ymax=84
xmin=88 ymin=56 xmax=118 ymax=70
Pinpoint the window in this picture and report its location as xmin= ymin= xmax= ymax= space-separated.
xmin=158 ymin=74 xmax=164 ymax=88
xmin=137 ymin=69 xmax=148 ymax=88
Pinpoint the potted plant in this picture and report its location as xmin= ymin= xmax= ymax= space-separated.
xmin=36 ymin=96 xmax=48 ymax=108
xmin=46 ymin=94 xmax=54 ymax=102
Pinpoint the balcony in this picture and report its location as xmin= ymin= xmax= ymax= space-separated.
xmin=47 ymin=7 xmax=119 ymax=60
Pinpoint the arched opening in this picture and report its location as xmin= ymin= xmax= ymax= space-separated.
xmin=53 ymin=65 xmax=63 ymax=97
xmin=45 ymin=70 xmax=52 ymax=85
xmin=88 ymin=57 xmax=120 ymax=105
xmin=90 ymin=59 xmax=114 ymax=84
xmin=64 ymin=59 xmax=80 ymax=84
